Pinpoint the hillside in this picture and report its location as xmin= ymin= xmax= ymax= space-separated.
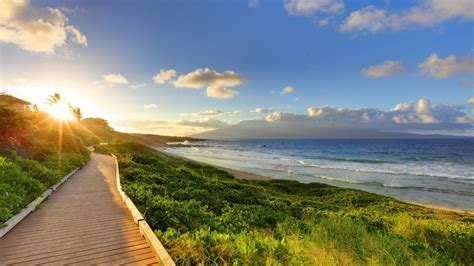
xmin=96 ymin=141 xmax=474 ymax=265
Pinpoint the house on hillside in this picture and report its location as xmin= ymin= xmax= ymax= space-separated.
xmin=0 ymin=93 xmax=31 ymax=112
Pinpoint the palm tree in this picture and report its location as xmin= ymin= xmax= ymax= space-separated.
xmin=46 ymin=93 xmax=62 ymax=106
xmin=70 ymin=106 xmax=82 ymax=122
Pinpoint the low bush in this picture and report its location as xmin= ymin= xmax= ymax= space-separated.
xmin=0 ymin=151 xmax=88 ymax=224
xmin=97 ymin=142 xmax=474 ymax=265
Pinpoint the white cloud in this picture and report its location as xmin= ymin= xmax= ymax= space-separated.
xmin=266 ymin=112 xmax=284 ymax=122
xmin=130 ymin=83 xmax=147 ymax=89
xmin=254 ymin=108 xmax=274 ymax=114
xmin=281 ymin=86 xmax=295 ymax=94
xmin=102 ymin=73 xmax=128 ymax=84
xmin=468 ymin=98 xmax=474 ymax=106
xmin=0 ymin=0 xmax=87 ymax=53
xmin=341 ymin=0 xmax=474 ymax=33
xmin=114 ymin=99 xmax=473 ymax=137
xmin=301 ymin=98 xmax=471 ymax=130
xmin=153 ymin=69 xmax=177 ymax=84
xmin=340 ymin=6 xmax=389 ymax=33
xmin=308 ymin=98 xmax=471 ymax=128
xmin=362 ymin=60 xmax=404 ymax=79
xmin=172 ymin=68 xmax=245 ymax=99
xmin=206 ymin=85 xmax=239 ymax=99
xmin=144 ymin=104 xmax=158 ymax=109
xmin=66 ymin=25 xmax=87 ymax=46
xmin=173 ymin=68 xmax=246 ymax=89
xmin=419 ymin=53 xmax=474 ymax=79
xmin=284 ymin=0 xmax=344 ymax=17
xmin=248 ymin=0 xmax=260 ymax=7
xmin=182 ymin=110 xmax=241 ymax=117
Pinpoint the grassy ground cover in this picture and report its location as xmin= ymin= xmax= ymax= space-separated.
xmin=97 ymin=141 xmax=473 ymax=265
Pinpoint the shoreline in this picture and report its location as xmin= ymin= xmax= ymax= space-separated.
xmin=152 ymin=146 xmax=271 ymax=181
xmin=151 ymin=145 xmax=472 ymax=215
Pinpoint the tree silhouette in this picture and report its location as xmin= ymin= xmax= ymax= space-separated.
xmin=70 ymin=106 xmax=82 ymax=123
xmin=46 ymin=93 xmax=62 ymax=106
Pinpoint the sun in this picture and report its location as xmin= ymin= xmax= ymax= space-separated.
xmin=47 ymin=102 xmax=74 ymax=121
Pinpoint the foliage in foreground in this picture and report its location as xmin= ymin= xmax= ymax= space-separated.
xmin=0 ymin=107 xmax=90 ymax=224
xmin=0 ymin=153 xmax=88 ymax=224
xmin=97 ymin=142 xmax=474 ymax=265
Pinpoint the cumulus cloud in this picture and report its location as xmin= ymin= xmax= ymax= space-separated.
xmin=281 ymin=86 xmax=295 ymax=94
xmin=206 ymin=85 xmax=239 ymax=99
xmin=144 ymin=104 xmax=157 ymax=109
xmin=362 ymin=60 xmax=404 ymax=79
xmin=340 ymin=6 xmax=390 ymax=33
xmin=173 ymin=68 xmax=245 ymax=89
xmin=419 ymin=53 xmax=474 ymax=79
xmin=250 ymin=98 xmax=473 ymax=132
xmin=172 ymin=68 xmax=245 ymax=99
xmin=182 ymin=110 xmax=241 ymax=117
xmin=254 ymin=108 xmax=274 ymax=114
xmin=115 ymin=99 xmax=473 ymax=138
xmin=284 ymin=0 xmax=344 ymax=17
xmin=102 ymin=73 xmax=128 ymax=84
xmin=306 ymin=98 xmax=472 ymax=129
xmin=153 ymin=69 xmax=177 ymax=85
xmin=341 ymin=0 xmax=474 ymax=33
xmin=0 ymin=0 xmax=87 ymax=53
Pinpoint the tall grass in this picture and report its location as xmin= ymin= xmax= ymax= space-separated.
xmin=97 ymin=141 xmax=474 ymax=265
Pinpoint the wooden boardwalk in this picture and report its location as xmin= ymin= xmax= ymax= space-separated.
xmin=0 ymin=153 xmax=159 ymax=265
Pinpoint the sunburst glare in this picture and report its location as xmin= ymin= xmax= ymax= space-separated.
xmin=46 ymin=101 xmax=74 ymax=121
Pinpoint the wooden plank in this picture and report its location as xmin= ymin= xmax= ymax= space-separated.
xmin=112 ymin=154 xmax=175 ymax=266
xmin=1 ymin=230 xmax=143 ymax=257
xmin=3 ymin=236 xmax=149 ymax=264
xmin=1 ymin=234 xmax=145 ymax=260
xmin=0 ymin=153 xmax=159 ymax=265
xmin=71 ymin=248 xmax=154 ymax=264
xmin=0 ymin=166 xmax=79 ymax=238
xmin=0 ymin=223 xmax=138 ymax=244
xmin=32 ymin=243 xmax=152 ymax=264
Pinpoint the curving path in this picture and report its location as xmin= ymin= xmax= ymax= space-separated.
xmin=0 ymin=153 xmax=159 ymax=265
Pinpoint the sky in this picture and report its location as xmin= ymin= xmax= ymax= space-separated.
xmin=0 ymin=0 xmax=473 ymax=136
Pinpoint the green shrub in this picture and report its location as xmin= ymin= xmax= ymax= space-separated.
xmin=100 ymin=142 xmax=474 ymax=265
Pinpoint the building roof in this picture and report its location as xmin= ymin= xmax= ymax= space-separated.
xmin=0 ymin=94 xmax=31 ymax=105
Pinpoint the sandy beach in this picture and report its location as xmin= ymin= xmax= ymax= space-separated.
xmin=151 ymin=146 xmax=271 ymax=181
xmin=151 ymin=145 xmax=473 ymax=215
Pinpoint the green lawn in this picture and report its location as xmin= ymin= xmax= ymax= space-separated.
xmin=97 ymin=141 xmax=474 ymax=265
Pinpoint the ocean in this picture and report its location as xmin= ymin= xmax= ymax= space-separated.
xmin=166 ymin=139 xmax=474 ymax=212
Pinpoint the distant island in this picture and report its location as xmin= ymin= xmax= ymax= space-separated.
xmin=194 ymin=119 xmax=471 ymax=139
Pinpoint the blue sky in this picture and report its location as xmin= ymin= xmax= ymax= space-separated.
xmin=1 ymin=0 xmax=473 ymax=136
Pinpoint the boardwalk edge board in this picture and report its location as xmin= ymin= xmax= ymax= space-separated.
xmin=112 ymin=154 xmax=175 ymax=266
xmin=0 ymin=167 xmax=81 ymax=238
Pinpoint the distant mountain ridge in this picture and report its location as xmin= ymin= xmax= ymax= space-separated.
xmin=193 ymin=120 xmax=469 ymax=139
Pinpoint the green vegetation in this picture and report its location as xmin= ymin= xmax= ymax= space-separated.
xmin=97 ymin=141 xmax=474 ymax=265
xmin=0 ymin=93 xmax=200 ymax=225
xmin=0 ymin=106 xmax=89 ymax=224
